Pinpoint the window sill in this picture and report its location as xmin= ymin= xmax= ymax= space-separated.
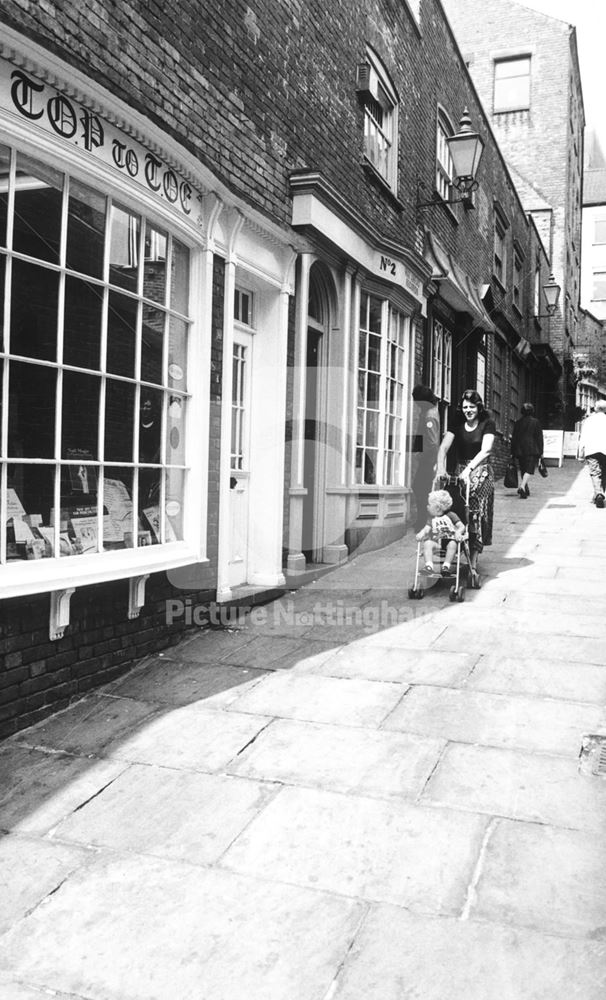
xmin=0 ymin=541 xmax=205 ymax=600
xmin=361 ymin=159 xmax=404 ymax=210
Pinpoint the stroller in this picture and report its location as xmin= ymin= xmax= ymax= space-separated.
xmin=408 ymin=475 xmax=482 ymax=603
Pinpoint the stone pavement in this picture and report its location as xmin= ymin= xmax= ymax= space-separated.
xmin=1 ymin=458 xmax=606 ymax=999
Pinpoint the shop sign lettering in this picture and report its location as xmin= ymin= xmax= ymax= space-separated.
xmin=5 ymin=64 xmax=195 ymax=218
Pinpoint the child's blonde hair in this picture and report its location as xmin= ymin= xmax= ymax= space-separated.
xmin=427 ymin=489 xmax=453 ymax=514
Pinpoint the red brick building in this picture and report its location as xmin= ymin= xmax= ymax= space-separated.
xmin=0 ymin=0 xmax=556 ymax=735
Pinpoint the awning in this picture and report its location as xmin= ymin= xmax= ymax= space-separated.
xmin=514 ymin=336 xmax=532 ymax=360
xmin=424 ymin=230 xmax=497 ymax=334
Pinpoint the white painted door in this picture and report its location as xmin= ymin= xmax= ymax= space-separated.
xmin=228 ymin=332 xmax=251 ymax=587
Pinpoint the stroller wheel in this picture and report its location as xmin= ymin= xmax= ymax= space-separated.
xmin=408 ymin=588 xmax=417 ymax=599
xmin=456 ymin=585 xmax=466 ymax=602
xmin=449 ymin=585 xmax=457 ymax=602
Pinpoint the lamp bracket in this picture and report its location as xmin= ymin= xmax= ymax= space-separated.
xmin=416 ymin=179 xmax=477 ymax=214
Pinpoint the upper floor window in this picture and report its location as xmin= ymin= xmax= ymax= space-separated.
xmin=513 ymin=248 xmax=523 ymax=311
xmin=493 ymin=211 xmax=508 ymax=287
xmin=357 ymin=49 xmax=398 ymax=193
xmin=534 ymin=267 xmax=541 ymax=317
xmin=494 ymin=56 xmax=531 ymax=113
xmin=592 ymin=269 xmax=606 ymax=301
xmin=594 ymin=219 xmax=606 ymax=245
xmin=436 ymin=111 xmax=455 ymax=202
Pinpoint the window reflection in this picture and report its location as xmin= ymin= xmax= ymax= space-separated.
xmin=169 ymin=238 xmax=189 ymax=314
xmin=107 ymin=291 xmax=138 ymax=378
xmin=61 ymin=371 xmax=100 ymax=460
xmin=109 ymin=204 xmax=140 ymax=292
xmin=104 ymin=379 xmax=135 ymax=463
xmin=143 ymin=223 xmax=167 ymax=304
xmin=66 ymin=180 xmax=106 ymax=279
xmin=13 ymin=154 xmax=63 ymax=264
xmin=64 ymin=277 xmax=103 ymax=370
xmin=141 ymin=304 xmax=165 ymax=385
xmin=8 ymin=360 xmax=56 ymax=459
xmin=10 ymin=260 xmax=59 ymax=362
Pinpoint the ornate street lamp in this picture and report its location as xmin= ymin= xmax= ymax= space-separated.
xmin=417 ymin=107 xmax=485 ymax=212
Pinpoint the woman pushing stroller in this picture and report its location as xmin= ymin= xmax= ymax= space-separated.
xmin=435 ymin=389 xmax=495 ymax=572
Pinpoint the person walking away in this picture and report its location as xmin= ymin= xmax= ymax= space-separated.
xmin=578 ymin=399 xmax=606 ymax=507
xmin=410 ymin=385 xmax=441 ymax=532
xmin=436 ymin=389 xmax=495 ymax=571
xmin=511 ymin=402 xmax=544 ymax=499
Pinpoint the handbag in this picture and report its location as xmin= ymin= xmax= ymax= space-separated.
xmin=538 ymin=457 xmax=548 ymax=478
xmin=504 ymin=461 xmax=518 ymax=489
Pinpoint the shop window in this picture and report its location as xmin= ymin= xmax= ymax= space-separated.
xmin=1 ymin=144 xmax=192 ymax=568
xmin=356 ymin=293 xmax=410 ymax=485
xmin=494 ymin=56 xmax=530 ymax=113
xmin=357 ymin=49 xmax=398 ymax=193
xmin=436 ymin=111 xmax=454 ymax=203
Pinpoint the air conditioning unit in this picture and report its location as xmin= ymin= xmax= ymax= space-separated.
xmin=356 ymin=62 xmax=372 ymax=98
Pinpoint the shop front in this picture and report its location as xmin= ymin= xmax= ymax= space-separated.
xmin=287 ymin=171 xmax=430 ymax=572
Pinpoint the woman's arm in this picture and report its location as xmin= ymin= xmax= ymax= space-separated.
xmin=460 ymin=432 xmax=495 ymax=481
xmin=435 ymin=431 xmax=455 ymax=476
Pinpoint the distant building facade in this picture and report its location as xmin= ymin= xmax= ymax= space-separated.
xmin=442 ymin=0 xmax=585 ymax=429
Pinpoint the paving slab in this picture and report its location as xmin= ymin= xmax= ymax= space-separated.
xmin=108 ymin=656 xmax=267 ymax=706
xmin=0 ymin=854 xmax=363 ymax=1000
xmin=431 ymin=624 xmax=606 ymax=666
xmin=0 ymin=745 xmax=127 ymax=835
xmin=332 ymin=904 xmax=606 ymax=1000
xmin=226 ymin=671 xmax=405 ymax=727
xmin=9 ymin=693 xmax=159 ymax=756
xmin=216 ymin=633 xmax=342 ymax=670
xmin=300 ymin=644 xmax=476 ymax=685
xmin=0 ymin=834 xmax=93 ymax=935
xmin=430 ymin=604 xmax=605 ymax=638
xmin=171 ymin=627 xmax=257 ymax=660
xmin=51 ymin=764 xmax=276 ymax=865
xmin=221 ymin=785 xmax=487 ymax=912
xmin=466 ymin=654 xmax=606 ymax=704
xmin=422 ymin=742 xmax=606 ymax=832
xmin=103 ymin=704 xmax=272 ymax=772
xmin=0 ymin=979 xmax=91 ymax=1000
xmin=382 ymin=686 xmax=602 ymax=756
xmin=227 ymin=718 xmax=445 ymax=799
xmin=472 ymin=819 xmax=606 ymax=938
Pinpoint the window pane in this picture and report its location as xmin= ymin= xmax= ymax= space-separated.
xmin=138 ymin=387 xmax=163 ymax=468
xmin=8 ymin=360 xmax=56 ymax=459
xmin=166 ymin=393 xmax=186 ymax=465
xmin=13 ymin=153 xmax=63 ymax=264
xmin=66 ymin=180 xmax=106 ymax=278
xmin=141 ymin=304 xmax=165 ymax=385
xmin=104 ymin=379 xmax=135 ymax=462
xmin=0 ymin=144 xmax=10 ymax=248
xmin=168 ymin=317 xmax=188 ymax=390
xmin=109 ymin=204 xmax=140 ymax=292
xmin=139 ymin=473 xmax=164 ymax=545
xmin=169 ymin=238 xmax=189 ymax=314
xmin=107 ymin=291 xmax=137 ymax=378
xmin=10 ymin=260 xmax=59 ymax=361
xmin=0 ymin=256 xmax=5 ymax=352
xmin=594 ymin=220 xmax=606 ymax=244
xmin=369 ymin=297 xmax=382 ymax=332
xmin=6 ymin=463 xmax=56 ymax=560
xmin=102 ymin=469 xmax=135 ymax=549
xmin=63 ymin=277 xmax=103 ymax=369
xmin=143 ymin=223 xmax=167 ymax=304
xmin=165 ymin=467 xmax=184 ymax=541
xmin=61 ymin=371 xmax=100 ymax=460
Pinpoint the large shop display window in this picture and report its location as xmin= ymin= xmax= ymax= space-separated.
xmin=356 ymin=292 xmax=410 ymax=486
xmin=0 ymin=144 xmax=191 ymax=568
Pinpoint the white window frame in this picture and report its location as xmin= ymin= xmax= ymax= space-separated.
xmin=494 ymin=56 xmax=531 ymax=113
xmin=431 ymin=320 xmax=452 ymax=404
xmin=356 ymin=292 xmax=411 ymax=486
xmin=359 ymin=49 xmax=399 ymax=194
xmin=436 ymin=110 xmax=455 ymax=203
xmin=494 ymin=212 xmax=508 ymax=287
xmin=0 ymin=135 xmax=207 ymax=600
xmin=513 ymin=248 xmax=523 ymax=311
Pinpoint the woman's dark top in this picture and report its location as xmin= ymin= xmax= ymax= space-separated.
xmin=511 ymin=415 xmax=543 ymax=458
xmin=449 ymin=416 xmax=496 ymax=463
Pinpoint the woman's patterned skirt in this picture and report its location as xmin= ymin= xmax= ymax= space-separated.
xmin=456 ymin=463 xmax=494 ymax=553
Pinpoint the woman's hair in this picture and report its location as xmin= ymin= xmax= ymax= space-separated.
xmin=412 ymin=384 xmax=437 ymax=404
xmin=521 ymin=402 xmax=535 ymax=416
xmin=458 ymin=389 xmax=489 ymax=421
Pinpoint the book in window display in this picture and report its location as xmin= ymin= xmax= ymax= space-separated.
xmin=65 ymin=448 xmax=98 ymax=496
xmin=102 ymin=478 xmax=135 ymax=547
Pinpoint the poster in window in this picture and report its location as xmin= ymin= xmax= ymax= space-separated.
xmin=66 ymin=448 xmax=98 ymax=495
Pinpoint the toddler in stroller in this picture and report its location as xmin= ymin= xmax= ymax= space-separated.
xmin=408 ymin=480 xmax=481 ymax=602
xmin=416 ymin=489 xmax=466 ymax=576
